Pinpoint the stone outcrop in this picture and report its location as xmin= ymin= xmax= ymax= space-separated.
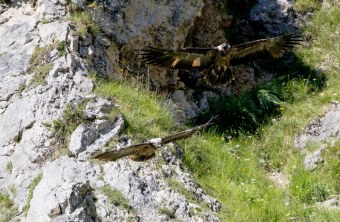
xmin=249 ymin=0 xmax=298 ymax=35
xmin=295 ymin=101 xmax=340 ymax=149
xmin=294 ymin=101 xmax=340 ymax=172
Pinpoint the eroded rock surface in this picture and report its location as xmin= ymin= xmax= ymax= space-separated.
xmin=295 ymin=101 xmax=340 ymax=171
xmin=295 ymin=101 xmax=340 ymax=149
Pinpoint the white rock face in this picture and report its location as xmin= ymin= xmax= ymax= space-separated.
xmin=295 ymin=101 xmax=340 ymax=149
xmin=26 ymin=157 xmax=100 ymax=222
xmin=250 ymin=0 xmax=298 ymax=35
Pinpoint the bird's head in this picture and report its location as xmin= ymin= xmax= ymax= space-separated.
xmin=215 ymin=43 xmax=230 ymax=56
xmin=215 ymin=43 xmax=230 ymax=52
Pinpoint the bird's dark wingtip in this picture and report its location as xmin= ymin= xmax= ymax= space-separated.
xmin=206 ymin=115 xmax=219 ymax=125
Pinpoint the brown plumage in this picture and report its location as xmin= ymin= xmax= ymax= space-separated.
xmin=140 ymin=34 xmax=302 ymax=86
xmin=93 ymin=117 xmax=215 ymax=162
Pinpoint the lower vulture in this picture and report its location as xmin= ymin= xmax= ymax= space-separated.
xmin=140 ymin=34 xmax=302 ymax=86
xmin=94 ymin=117 xmax=215 ymax=162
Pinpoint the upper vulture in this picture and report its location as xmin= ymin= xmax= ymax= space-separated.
xmin=140 ymin=34 xmax=302 ymax=86
xmin=93 ymin=117 xmax=215 ymax=162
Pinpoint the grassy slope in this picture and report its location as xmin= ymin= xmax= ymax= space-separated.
xmin=94 ymin=1 xmax=340 ymax=221
xmin=182 ymin=1 xmax=340 ymax=221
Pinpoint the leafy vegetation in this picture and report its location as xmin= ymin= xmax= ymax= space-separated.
xmin=29 ymin=64 xmax=53 ymax=87
xmin=68 ymin=11 xmax=100 ymax=38
xmin=6 ymin=161 xmax=13 ymax=174
xmin=28 ymin=45 xmax=54 ymax=71
xmin=0 ymin=0 xmax=11 ymax=5
xmin=40 ymin=17 xmax=51 ymax=24
xmin=0 ymin=193 xmax=17 ymax=222
xmin=50 ymin=102 xmax=91 ymax=150
xmin=293 ymin=0 xmax=321 ymax=12
xmin=159 ymin=207 xmax=176 ymax=219
xmin=95 ymin=79 xmax=174 ymax=141
xmin=28 ymin=41 xmax=67 ymax=88
xmin=57 ymin=41 xmax=67 ymax=57
xmin=182 ymin=1 xmax=340 ymax=221
xmin=18 ymin=83 xmax=26 ymax=97
xmin=24 ymin=173 xmax=43 ymax=216
xmin=100 ymin=186 xmax=131 ymax=210
xmin=86 ymin=1 xmax=340 ymax=221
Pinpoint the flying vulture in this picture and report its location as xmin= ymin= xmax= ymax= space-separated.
xmin=140 ymin=34 xmax=302 ymax=86
xmin=93 ymin=117 xmax=215 ymax=162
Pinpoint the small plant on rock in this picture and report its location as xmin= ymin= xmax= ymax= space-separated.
xmin=68 ymin=11 xmax=100 ymax=38
xmin=6 ymin=161 xmax=13 ymax=174
xmin=29 ymin=63 xmax=53 ymax=87
xmin=50 ymin=103 xmax=90 ymax=149
xmin=57 ymin=41 xmax=67 ymax=57
xmin=0 ymin=192 xmax=17 ymax=221
xmin=101 ymin=186 xmax=131 ymax=210
xmin=0 ymin=0 xmax=11 ymax=5
xmin=159 ymin=207 xmax=176 ymax=219
xmin=24 ymin=173 xmax=43 ymax=216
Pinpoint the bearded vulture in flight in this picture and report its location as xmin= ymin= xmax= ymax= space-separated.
xmin=140 ymin=34 xmax=302 ymax=86
xmin=94 ymin=117 xmax=215 ymax=162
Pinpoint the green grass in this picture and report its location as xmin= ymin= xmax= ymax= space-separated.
xmin=28 ymin=45 xmax=54 ymax=71
xmin=95 ymin=80 xmax=174 ymax=140
xmin=18 ymin=83 xmax=26 ymax=97
xmin=0 ymin=193 xmax=17 ymax=222
xmin=100 ymin=186 xmax=131 ymax=210
xmin=57 ymin=41 xmax=67 ymax=57
xmin=159 ymin=207 xmax=176 ymax=219
xmin=28 ymin=41 xmax=68 ymax=88
xmin=50 ymin=102 xmax=91 ymax=150
xmin=293 ymin=0 xmax=321 ymax=13
xmin=40 ymin=17 xmax=51 ymax=24
xmin=68 ymin=11 xmax=100 ymax=38
xmin=6 ymin=161 xmax=13 ymax=174
xmin=0 ymin=0 xmax=11 ymax=5
xmin=29 ymin=64 xmax=53 ymax=87
xmin=181 ymin=2 xmax=340 ymax=221
xmin=89 ymin=1 xmax=340 ymax=221
xmin=24 ymin=174 xmax=43 ymax=216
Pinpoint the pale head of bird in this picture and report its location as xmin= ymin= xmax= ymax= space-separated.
xmin=149 ymin=138 xmax=163 ymax=148
xmin=216 ymin=43 xmax=230 ymax=52
xmin=215 ymin=43 xmax=230 ymax=56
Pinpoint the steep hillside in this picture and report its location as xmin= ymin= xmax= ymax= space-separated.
xmin=0 ymin=0 xmax=339 ymax=222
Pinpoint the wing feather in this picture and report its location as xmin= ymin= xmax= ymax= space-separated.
xmin=230 ymin=34 xmax=302 ymax=65
xmin=161 ymin=116 xmax=216 ymax=144
xmin=94 ymin=143 xmax=152 ymax=161
xmin=140 ymin=47 xmax=214 ymax=69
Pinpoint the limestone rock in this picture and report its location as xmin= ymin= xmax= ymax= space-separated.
xmin=268 ymin=172 xmax=290 ymax=188
xmin=84 ymin=98 xmax=113 ymax=119
xmin=250 ymin=0 xmax=298 ymax=35
xmin=166 ymin=90 xmax=199 ymax=123
xmin=69 ymin=125 xmax=99 ymax=156
xmin=316 ymin=195 xmax=340 ymax=211
xmin=295 ymin=101 xmax=340 ymax=149
xmin=26 ymin=157 xmax=100 ymax=222
xmin=69 ymin=115 xmax=124 ymax=157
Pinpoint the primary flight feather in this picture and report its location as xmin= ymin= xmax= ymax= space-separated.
xmin=93 ymin=117 xmax=215 ymax=162
xmin=140 ymin=34 xmax=302 ymax=86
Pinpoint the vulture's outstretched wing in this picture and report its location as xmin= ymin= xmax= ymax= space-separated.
xmin=94 ymin=143 xmax=156 ymax=162
xmin=229 ymin=34 xmax=302 ymax=65
xmin=94 ymin=117 xmax=216 ymax=162
xmin=140 ymin=47 xmax=215 ymax=69
xmin=161 ymin=116 xmax=216 ymax=144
